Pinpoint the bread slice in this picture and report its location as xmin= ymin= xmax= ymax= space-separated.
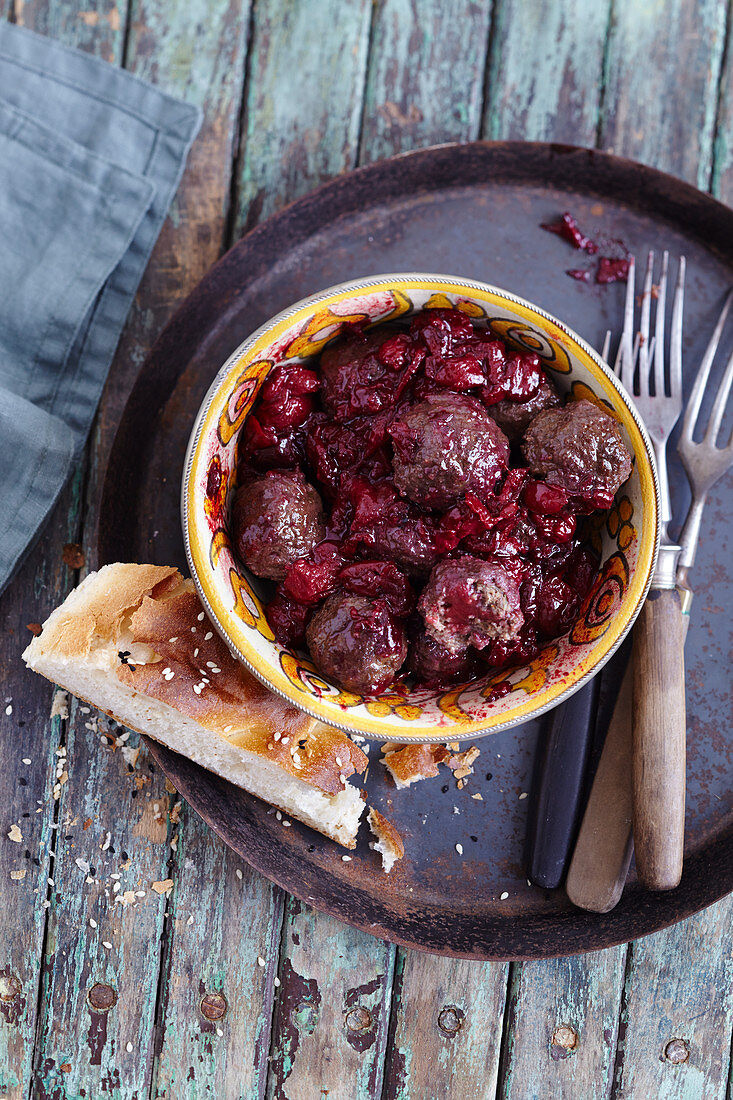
xmin=23 ymin=564 xmax=368 ymax=848
xmin=368 ymin=808 xmax=404 ymax=873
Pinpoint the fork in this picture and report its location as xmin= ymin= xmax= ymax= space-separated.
xmin=614 ymin=251 xmax=688 ymax=890
xmin=567 ymin=270 xmax=733 ymax=909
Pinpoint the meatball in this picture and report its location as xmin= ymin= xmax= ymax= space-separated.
xmin=408 ymin=630 xmax=478 ymax=685
xmin=522 ymin=399 xmax=632 ymax=505
xmin=306 ymin=593 xmax=407 ymax=694
xmin=419 ymin=555 xmax=524 ymax=653
xmin=233 ymin=470 xmax=326 ymax=581
xmin=319 ymin=330 xmax=395 ymax=421
xmin=388 ymin=393 xmax=510 ymax=509
xmin=486 ymin=371 xmax=561 ymax=443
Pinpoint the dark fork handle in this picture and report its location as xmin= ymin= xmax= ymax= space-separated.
xmin=527 ymin=678 xmax=600 ymax=890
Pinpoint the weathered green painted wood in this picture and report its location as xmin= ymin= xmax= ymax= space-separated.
xmin=82 ymin=0 xmax=253 ymax=534
xmin=498 ymin=949 xmax=627 ymax=1100
xmin=482 ymin=0 xmax=611 ymax=145
xmin=711 ymin=14 xmax=733 ymax=202
xmin=266 ymin=898 xmax=395 ymax=1099
xmin=613 ymin=898 xmax=733 ymax=1099
xmin=234 ymin=0 xmax=372 ymax=235
xmin=0 ymin=474 xmax=84 ymax=1100
xmin=359 ymin=0 xmax=492 ymax=163
xmin=381 ymin=953 xmax=509 ymax=1099
xmin=13 ymin=0 xmax=127 ymax=62
xmin=599 ymin=0 xmax=728 ymax=189
xmin=150 ymin=802 xmax=285 ymax=1100
xmin=30 ymin=714 xmax=173 ymax=1099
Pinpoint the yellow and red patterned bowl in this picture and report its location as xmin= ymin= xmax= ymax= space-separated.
xmin=182 ymin=274 xmax=659 ymax=742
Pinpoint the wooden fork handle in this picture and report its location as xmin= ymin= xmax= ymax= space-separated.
xmin=631 ymin=589 xmax=686 ymax=890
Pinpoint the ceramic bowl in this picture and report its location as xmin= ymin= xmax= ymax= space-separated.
xmin=182 ymin=274 xmax=659 ymax=742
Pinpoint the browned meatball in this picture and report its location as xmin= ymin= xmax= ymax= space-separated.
xmin=233 ymin=470 xmax=326 ymax=581
xmin=486 ymin=371 xmax=561 ymax=443
xmin=522 ymin=399 xmax=632 ymax=506
xmin=419 ymin=555 xmax=524 ymax=653
xmin=388 ymin=393 xmax=510 ymax=509
xmin=306 ymin=593 xmax=407 ymax=694
xmin=319 ymin=330 xmax=393 ymax=421
xmin=408 ymin=630 xmax=479 ymax=685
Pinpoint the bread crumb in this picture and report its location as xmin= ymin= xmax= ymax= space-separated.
xmin=50 ymin=689 xmax=69 ymax=721
xmin=10 ymin=869 xmax=26 ymax=880
xmin=471 ymin=792 xmax=483 ymax=801
xmin=151 ymin=879 xmax=174 ymax=894
xmin=7 ymin=824 xmax=22 ymax=843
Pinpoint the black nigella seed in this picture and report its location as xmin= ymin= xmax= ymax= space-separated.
xmin=22 ymin=812 xmax=30 ymax=818
xmin=307 ymin=845 xmax=316 ymax=852
xmin=121 ymin=851 xmax=129 ymax=861
xmin=32 ymin=857 xmax=40 ymax=866
xmin=18 ymin=721 xmax=25 ymax=728
xmin=470 ymin=835 xmax=478 ymax=842
xmin=89 ymin=866 xmax=96 ymax=876
xmin=441 ymin=785 xmax=449 ymax=793
xmin=18 ymin=777 xmax=27 ymax=786
xmin=485 ymin=773 xmax=493 ymax=781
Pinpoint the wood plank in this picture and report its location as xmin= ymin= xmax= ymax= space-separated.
xmin=711 ymin=12 xmax=733 ymax=200
xmin=233 ymin=0 xmax=372 ymax=235
xmin=599 ymin=0 xmax=728 ymax=188
xmin=612 ymin=898 xmax=733 ymax=1099
xmin=266 ymin=899 xmax=395 ymax=1100
xmin=30 ymin=713 xmax=174 ymax=1099
xmin=0 ymin=10 xmax=130 ymax=1098
xmin=359 ymin=0 xmax=492 ymax=163
xmin=482 ymin=0 xmax=611 ymax=145
xmin=381 ymin=953 xmax=509 ymax=1099
xmin=12 ymin=0 xmax=127 ymax=63
xmin=498 ymin=949 xmax=627 ymax=1100
xmin=150 ymin=802 xmax=285 ymax=1100
xmin=82 ymin=0 xmax=253 ymax=524
xmin=0 ymin=476 xmax=84 ymax=1100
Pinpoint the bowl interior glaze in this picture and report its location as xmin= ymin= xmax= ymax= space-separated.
xmin=182 ymin=275 xmax=658 ymax=741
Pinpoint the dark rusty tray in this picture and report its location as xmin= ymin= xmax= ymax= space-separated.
xmin=99 ymin=142 xmax=733 ymax=959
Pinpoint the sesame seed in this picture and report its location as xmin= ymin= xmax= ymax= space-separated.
xmin=341 ymin=855 xmax=352 ymax=862
xmin=216 ymin=1027 xmax=223 ymax=1037
xmin=206 ymin=661 xmax=216 ymax=669
xmin=169 ymin=637 xmax=178 ymax=643
xmin=455 ymin=844 xmax=463 ymax=855
xmin=235 ymin=868 xmax=243 ymax=880
xmin=282 ymin=820 xmax=291 ymax=827
xmin=126 ymin=1041 xmax=133 ymax=1052
xmin=22 ymin=758 xmax=31 ymax=765
xmin=274 ymin=976 xmax=281 ymax=988
xmin=5 ymin=704 xmax=12 ymax=715
xmin=191 ymin=626 xmax=197 ymax=633
xmin=335 ymin=756 xmax=342 ymax=766
xmin=162 ymin=667 xmax=171 ymax=676
xmin=519 ymin=792 xmax=528 ymax=800
xmin=211 ymin=668 xmax=221 ymax=674
xmin=193 ymin=648 xmax=199 ymax=657
xmin=276 ymin=811 xmax=282 ymax=821
xmin=204 ymin=631 xmax=213 ymax=640
xmin=500 ymin=891 xmax=509 ymax=900
xmin=102 ymin=941 xmax=112 ymax=950
xmin=274 ymin=732 xmax=281 ymax=741
xmin=193 ymin=685 xmax=202 ymax=695
xmin=257 ymin=956 xmax=266 ymax=967
xmin=281 ymin=737 xmax=289 ymax=745
xmin=89 ymin=919 xmax=97 ymax=928
xmin=197 ymin=612 xmax=205 ymax=621
xmin=163 ymin=670 xmax=174 ymax=681
xmin=223 ymin=725 xmax=233 ymax=733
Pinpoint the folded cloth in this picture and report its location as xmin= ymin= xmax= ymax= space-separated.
xmin=0 ymin=23 xmax=202 ymax=594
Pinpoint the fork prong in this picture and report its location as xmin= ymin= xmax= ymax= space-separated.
xmin=681 ymin=288 xmax=733 ymax=441
xmin=620 ymin=256 xmax=636 ymax=393
xmin=653 ymin=251 xmax=669 ymax=396
xmin=637 ymin=251 xmax=654 ymax=397
xmin=704 ymin=343 xmax=733 ymax=448
xmin=669 ymin=255 xmax=685 ymax=401
xmin=601 ymin=329 xmax=612 ymax=364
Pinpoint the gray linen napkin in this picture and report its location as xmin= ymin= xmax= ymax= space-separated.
xmin=0 ymin=23 xmax=202 ymax=594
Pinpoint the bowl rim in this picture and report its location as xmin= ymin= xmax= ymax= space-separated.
xmin=182 ymin=272 xmax=660 ymax=742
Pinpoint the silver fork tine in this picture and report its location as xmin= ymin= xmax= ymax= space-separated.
xmin=653 ymin=251 xmax=669 ymax=396
xmin=669 ymin=256 xmax=685 ymax=402
xmin=637 ymin=251 xmax=655 ymax=397
xmin=601 ymin=329 xmax=612 ymax=363
xmin=705 ymin=343 xmax=733 ymax=447
xmin=620 ymin=256 xmax=636 ymax=392
xmin=681 ymin=288 xmax=733 ymax=441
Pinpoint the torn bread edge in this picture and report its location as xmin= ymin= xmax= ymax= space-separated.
xmin=368 ymin=808 xmax=404 ymax=873
xmin=23 ymin=563 xmax=368 ymax=848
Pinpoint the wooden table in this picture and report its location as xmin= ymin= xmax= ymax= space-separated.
xmin=1 ymin=1 xmax=732 ymax=1097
